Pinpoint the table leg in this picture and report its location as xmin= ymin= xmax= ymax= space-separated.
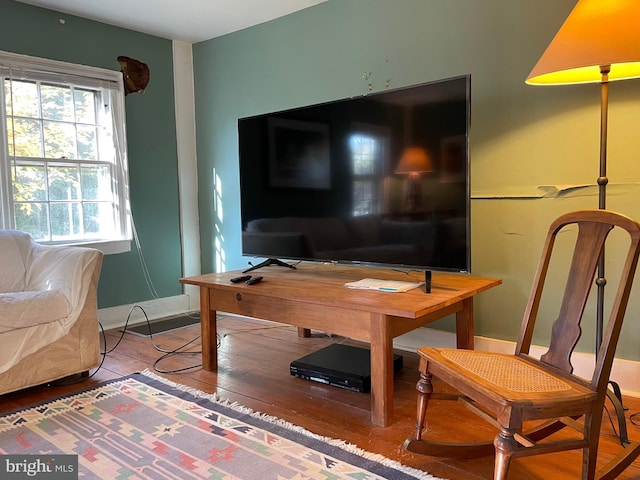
xmin=297 ymin=327 xmax=311 ymax=337
xmin=200 ymin=286 xmax=217 ymax=370
xmin=370 ymin=313 xmax=393 ymax=427
xmin=455 ymin=296 xmax=474 ymax=349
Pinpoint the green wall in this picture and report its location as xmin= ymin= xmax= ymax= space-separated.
xmin=1 ymin=0 xmax=183 ymax=308
xmin=193 ymin=0 xmax=640 ymax=361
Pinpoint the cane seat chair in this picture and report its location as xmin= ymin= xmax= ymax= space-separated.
xmin=403 ymin=210 xmax=640 ymax=479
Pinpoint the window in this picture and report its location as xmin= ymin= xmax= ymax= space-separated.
xmin=0 ymin=51 xmax=131 ymax=253
xmin=349 ymin=125 xmax=390 ymax=216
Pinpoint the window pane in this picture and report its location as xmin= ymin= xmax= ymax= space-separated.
xmin=7 ymin=118 xmax=43 ymax=157
xmin=50 ymin=202 xmax=80 ymax=238
xmin=43 ymin=120 xmax=75 ymax=159
xmin=4 ymin=80 xmax=39 ymax=117
xmin=83 ymin=202 xmax=100 ymax=235
xmin=40 ymin=84 xmax=73 ymax=121
xmin=14 ymin=202 xmax=49 ymax=240
xmin=48 ymin=164 xmax=80 ymax=201
xmin=81 ymin=164 xmax=110 ymax=200
xmin=92 ymin=201 xmax=117 ymax=237
xmin=77 ymin=125 xmax=98 ymax=160
xmin=351 ymin=135 xmax=377 ymax=175
xmin=353 ymin=179 xmax=374 ymax=216
xmin=355 ymin=158 xmax=375 ymax=175
xmin=74 ymin=89 xmax=96 ymax=124
xmin=12 ymin=164 xmax=46 ymax=201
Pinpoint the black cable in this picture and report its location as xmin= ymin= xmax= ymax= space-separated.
xmin=152 ymin=341 xmax=202 ymax=374
xmin=119 ymin=305 xmax=204 ymax=374
xmin=603 ymin=402 xmax=619 ymax=439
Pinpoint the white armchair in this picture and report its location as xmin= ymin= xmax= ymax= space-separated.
xmin=0 ymin=230 xmax=103 ymax=395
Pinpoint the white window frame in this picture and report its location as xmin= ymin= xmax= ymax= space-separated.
xmin=0 ymin=50 xmax=131 ymax=254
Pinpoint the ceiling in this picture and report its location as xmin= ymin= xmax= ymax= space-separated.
xmin=15 ymin=0 xmax=329 ymax=43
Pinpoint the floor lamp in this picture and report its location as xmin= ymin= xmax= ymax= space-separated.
xmin=526 ymin=0 xmax=640 ymax=447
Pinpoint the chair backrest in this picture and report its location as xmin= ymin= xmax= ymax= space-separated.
xmin=515 ymin=210 xmax=640 ymax=392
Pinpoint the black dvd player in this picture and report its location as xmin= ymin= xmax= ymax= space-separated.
xmin=290 ymin=343 xmax=403 ymax=393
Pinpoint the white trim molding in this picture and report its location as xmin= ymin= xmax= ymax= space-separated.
xmin=98 ymin=294 xmax=194 ymax=331
xmin=172 ymin=40 xmax=201 ymax=305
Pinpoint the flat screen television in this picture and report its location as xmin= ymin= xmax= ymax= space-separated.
xmin=238 ymin=74 xmax=471 ymax=274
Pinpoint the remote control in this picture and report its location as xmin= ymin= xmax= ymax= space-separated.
xmin=230 ymin=275 xmax=252 ymax=283
xmin=246 ymin=276 xmax=263 ymax=285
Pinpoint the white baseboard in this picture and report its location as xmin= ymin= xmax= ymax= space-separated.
xmin=394 ymin=328 xmax=640 ymax=398
xmin=98 ymin=294 xmax=194 ymax=331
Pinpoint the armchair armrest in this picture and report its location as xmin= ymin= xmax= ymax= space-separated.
xmin=26 ymin=245 xmax=102 ymax=308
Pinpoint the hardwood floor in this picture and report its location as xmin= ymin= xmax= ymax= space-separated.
xmin=2 ymin=314 xmax=640 ymax=479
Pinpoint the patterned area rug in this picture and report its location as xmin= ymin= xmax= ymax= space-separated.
xmin=0 ymin=370 xmax=442 ymax=479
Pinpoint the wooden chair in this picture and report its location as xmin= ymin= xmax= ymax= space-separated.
xmin=403 ymin=210 xmax=640 ymax=479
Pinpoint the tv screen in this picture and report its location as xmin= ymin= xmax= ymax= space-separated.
xmin=238 ymin=75 xmax=471 ymax=273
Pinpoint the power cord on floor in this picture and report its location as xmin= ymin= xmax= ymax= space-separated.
xmin=117 ymin=305 xmax=204 ymax=374
xmin=604 ymin=401 xmax=621 ymax=440
xmin=222 ymin=324 xmax=293 ymax=338
xmin=151 ymin=333 xmax=202 ymax=374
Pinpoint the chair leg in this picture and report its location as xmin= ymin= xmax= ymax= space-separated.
xmin=494 ymin=428 xmax=517 ymax=480
xmin=582 ymin=411 xmax=599 ymax=480
xmin=413 ymin=371 xmax=433 ymax=441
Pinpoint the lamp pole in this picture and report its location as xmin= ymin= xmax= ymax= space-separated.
xmin=596 ymin=65 xmax=609 ymax=353
xmin=596 ymin=65 xmax=632 ymax=446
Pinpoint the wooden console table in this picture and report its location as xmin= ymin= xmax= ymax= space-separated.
xmin=180 ymin=263 xmax=501 ymax=426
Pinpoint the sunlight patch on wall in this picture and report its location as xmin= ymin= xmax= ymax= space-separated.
xmin=213 ymin=168 xmax=225 ymax=272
